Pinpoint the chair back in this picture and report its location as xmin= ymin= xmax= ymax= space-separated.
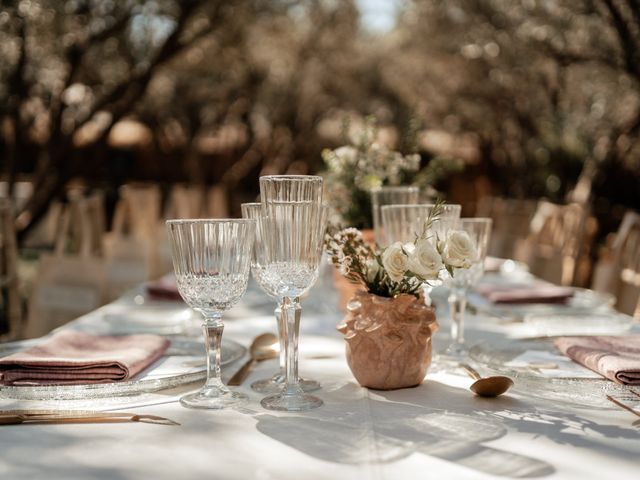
xmin=0 ymin=200 xmax=21 ymax=341
xmin=476 ymin=197 xmax=537 ymax=259
xmin=513 ymin=201 xmax=590 ymax=285
xmin=612 ymin=212 xmax=640 ymax=318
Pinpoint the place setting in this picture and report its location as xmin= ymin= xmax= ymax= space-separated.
xmin=0 ymin=175 xmax=331 ymax=417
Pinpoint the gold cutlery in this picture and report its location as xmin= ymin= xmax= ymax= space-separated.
xmin=0 ymin=410 xmax=180 ymax=426
xmin=227 ymin=333 xmax=279 ymax=386
xmin=460 ymin=363 xmax=514 ymax=397
xmin=606 ymin=395 xmax=640 ymax=418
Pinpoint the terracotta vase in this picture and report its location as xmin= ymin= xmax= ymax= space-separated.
xmin=337 ymin=291 xmax=438 ymax=390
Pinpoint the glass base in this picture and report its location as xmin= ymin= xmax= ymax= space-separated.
xmin=251 ymin=375 xmax=321 ymax=394
xmin=438 ymin=343 xmax=468 ymax=364
xmin=180 ymin=386 xmax=248 ymax=410
xmin=260 ymin=390 xmax=323 ymax=411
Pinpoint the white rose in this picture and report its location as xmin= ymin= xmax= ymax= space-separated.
xmin=365 ymin=258 xmax=380 ymax=283
xmin=407 ymin=239 xmax=443 ymax=280
xmin=381 ymin=242 xmax=409 ymax=282
xmin=444 ymin=230 xmax=476 ymax=268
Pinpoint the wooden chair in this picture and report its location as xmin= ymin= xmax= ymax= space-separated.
xmin=165 ymin=184 xmax=206 ymax=219
xmin=207 ymin=184 xmax=229 ymax=218
xmin=0 ymin=199 xmax=22 ymax=341
xmin=476 ymin=197 xmax=537 ymax=259
xmin=593 ymin=211 xmax=640 ymax=318
xmin=25 ymin=194 xmax=106 ymax=338
xmin=512 ymin=201 xmax=591 ymax=286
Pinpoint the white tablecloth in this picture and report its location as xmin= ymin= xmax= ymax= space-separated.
xmin=1 ymin=268 xmax=639 ymax=480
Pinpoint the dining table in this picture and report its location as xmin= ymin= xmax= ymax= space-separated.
xmin=1 ymin=262 xmax=639 ymax=480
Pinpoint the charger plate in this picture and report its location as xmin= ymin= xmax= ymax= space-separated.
xmin=0 ymin=337 xmax=245 ymax=401
xmin=469 ymin=338 xmax=635 ymax=409
xmin=470 ymin=287 xmax=615 ymax=322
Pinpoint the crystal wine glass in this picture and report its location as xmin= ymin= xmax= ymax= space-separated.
xmin=381 ymin=203 xmax=462 ymax=303
xmin=444 ymin=218 xmax=492 ymax=358
xmin=241 ymin=202 xmax=320 ymax=394
xmin=380 ymin=203 xmax=462 ymax=246
xmin=166 ymin=219 xmax=255 ymax=409
xmin=258 ymin=175 xmax=325 ymax=411
xmin=371 ymin=186 xmax=420 ymax=247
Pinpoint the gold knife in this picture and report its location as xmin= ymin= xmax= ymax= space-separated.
xmin=0 ymin=410 xmax=180 ymax=426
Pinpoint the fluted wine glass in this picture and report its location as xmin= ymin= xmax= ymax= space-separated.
xmin=444 ymin=218 xmax=492 ymax=358
xmin=381 ymin=203 xmax=462 ymax=303
xmin=380 ymin=203 xmax=462 ymax=246
xmin=371 ymin=186 xmax=420 ymax=246
xmin=258 ymin=175 xmax=325 ymax=411
xmin=241 ymin=202 xmax=320 ymax=394
xmin=166 ymin=219 xmax=255 ymax=409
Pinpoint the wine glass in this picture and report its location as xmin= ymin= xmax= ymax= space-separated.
xmin=258 ymin=175 xmax=325 ymax=411
xmin=380 ymin=204 xmax=462 ymax=246
xmin=381 ymin=203 xmax=462 ymax=303
xmin=166 ymin=219 xmax=255 ymax=409
xmin=444 ymin=218 xmax=492 ymax=358
xmin=241 ymin=202 xmax=320 ymax=394
xmin=370 ymin=186 xmax=420 ymax=246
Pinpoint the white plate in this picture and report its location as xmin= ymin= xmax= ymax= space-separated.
xmin=521 ymin=312 xmax=634 ymax=337
xmin=470 ymin=286 xmax=615 ymax=322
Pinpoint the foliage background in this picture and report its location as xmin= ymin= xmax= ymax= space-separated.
xmin=1 ymin=0 xmax=639 ymax=241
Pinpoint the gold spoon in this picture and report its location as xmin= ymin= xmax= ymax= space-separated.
xmin=227 ymin=333 xmax=279 ymax=386
xmin=460 ymin=363 xmax=514 ymax=397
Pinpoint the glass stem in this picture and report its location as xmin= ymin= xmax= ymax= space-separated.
xmin=449 ymin=288 xmax=467 ymax=347
xmin=282 ymin=296 xmax=302 ymax=395
xmin=202 ymin=313 xmax=225 ymax=389
xmin=275 ymin=304 xmax=286 ymax=378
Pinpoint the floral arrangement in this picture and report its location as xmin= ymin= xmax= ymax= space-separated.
xmin=321 ymin=118 xmax=464 ymax=229
xmin=325 ymin=204 xmax=477 ymax=298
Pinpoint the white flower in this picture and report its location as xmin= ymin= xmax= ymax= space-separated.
xmin=407 ymin=239 xmax=443 ymax=280
xmin=341 ymin=227 xmax=363 ymax=240
xmin=339 ymin=256 xmax=352 ymax=276
xmin=365 ymin=258 xmax=380 ymax=283
xmin=444 ymin=230 xmax=476 ymax=268
xmin=334 ymin=146 xmax=358 ymax=166
xmin=381 ymin=242 xmax=409 ymax=282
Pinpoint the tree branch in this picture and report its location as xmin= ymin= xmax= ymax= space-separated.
xmin=5 ymin=13 xmax=28 ymax=196
xmin=74 ymin=0 xmax=220 ymax=139
xmin=600 ymin=0 xmax=640 ymax=78
xmin=15 ymin=1 xmax=227 ymax=241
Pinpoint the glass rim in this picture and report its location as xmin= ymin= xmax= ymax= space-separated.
xmin=458 ymin=217 xmax=493 ymax=224
xmin=380 ymin=203 xmax=461 ymax=211
xmin=259 ymin=175 xmax=323 ymax=182
xmin=370 ymin=185 xmax=420 ymax=192
xmin=166 ymin=218 xmax=256 ymax=225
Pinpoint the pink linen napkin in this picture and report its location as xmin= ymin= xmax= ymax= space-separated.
xmin=476 ymin=282 xmax=574 ymax=304
xmin=0 ymin=331 xmax=170 ymax=386
xmin=554 ymin=335 xmax=640 ymax=385
xmin=145 ymin=278 xmax=183 ymax=302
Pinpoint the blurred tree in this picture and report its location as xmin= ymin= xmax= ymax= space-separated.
xmin=394 ymin=0 xmax=640 ymax=205
xmin=2 ymin=0 xmax=639 ymax=243
xmin=0 ymin=0 xmax=240 ymax=239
